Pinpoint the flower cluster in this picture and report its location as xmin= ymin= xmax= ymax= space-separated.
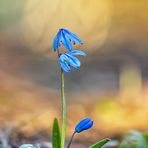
xmin=53 ymin=28 xmax=86 ymax=72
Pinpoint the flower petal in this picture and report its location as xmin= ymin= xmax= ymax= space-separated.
xmin=65 ymin=53 xmax=81 ymax=69
xmin=60 ymin=61 xmax=71 ymax=72
xmin=75 ymin=118 xmax=90 ymax=131
xmin=69 ymin=50 xmax=86 ymax=56
xmin=59 ymin=56 xmax=71 ymax=72
xmin=59 ymin=58 xmax=70 ymax=72
xmin=63 ymin=28 xmax=83 ymax=44
xmin=52 ymin=31 xmax=61 ymax=52
xmin=61 ymin=31 xmax=72 ymax=51
xmin=80 ymin=120 xmax=93 ymax=131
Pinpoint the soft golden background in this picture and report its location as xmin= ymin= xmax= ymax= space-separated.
xmin=0 ymin=0 xmax=148 ymax=141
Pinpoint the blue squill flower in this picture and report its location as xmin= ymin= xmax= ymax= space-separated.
xmin=75 ymin=118 xmax=93 ymax=133
xmin=59 ymin=50 xmax=86 ymax=72
xmin=53 ymin=28 xmax=83 ymax=52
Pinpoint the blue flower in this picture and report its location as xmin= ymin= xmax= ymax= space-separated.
xmin=53 ymin=28 xmax=83 ymax=52
xmin=75 ymin=118 xmax=93 ymax=133
xmin=59 ymin=50 xmax=86 ymax=72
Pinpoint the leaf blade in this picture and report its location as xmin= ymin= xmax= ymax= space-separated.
xmin=52 ymin=118 xmax=61 ymax=148
xmin=89 ymin=138 xmax=110 ymax=148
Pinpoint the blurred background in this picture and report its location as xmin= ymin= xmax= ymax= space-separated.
xmin=0 ymin=0 xmax=148 ymax=145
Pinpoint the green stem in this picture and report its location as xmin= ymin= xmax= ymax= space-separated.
xmin=61 ymin=70 xmax=66 ymax=148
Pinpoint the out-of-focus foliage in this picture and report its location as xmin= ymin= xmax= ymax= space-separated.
xmin=19 ymin=144 xmax=36 ymax=148
xmin=100 ymin=130 xmax=148 ymax=148
xmin=102 ymin=140 xmax=119 ymax=148
xmin=119 ymin=131 xmax=148 ymax=148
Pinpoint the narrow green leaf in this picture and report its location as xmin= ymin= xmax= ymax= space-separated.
xmin=89 ymin=138 xmax=110 ymax=148
xmin=52 ymin=118 xmax=61 ymax=148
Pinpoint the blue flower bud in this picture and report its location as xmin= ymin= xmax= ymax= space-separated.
xmin=75 ymin=118 xmax=93 ymax=133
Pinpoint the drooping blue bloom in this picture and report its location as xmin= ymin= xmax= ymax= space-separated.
xmin=75 ymin=118 xmax=93 ymax=133
xmin=59 ymin=50 xmax=86 ymax=72
xmin=53 ymin=28 xmax=83 ymax=52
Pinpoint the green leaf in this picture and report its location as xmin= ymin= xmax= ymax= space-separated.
xmin=89 ymin=138 xmax=110 ymax=148
xmin=52 ymin=118 xmax=61 ymax=148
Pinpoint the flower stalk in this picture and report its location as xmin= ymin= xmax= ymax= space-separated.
xmin=60 ymin=69 xmax=66 ymax=148
xmin=67 ymin=131 xmax=76 ymax=148
xmin=57 ymin=48 xmax=66 ymax=148
xmin=66 ymin=131 xmax=76 ymax=148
